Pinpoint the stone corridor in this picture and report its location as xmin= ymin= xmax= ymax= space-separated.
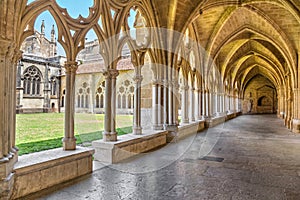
xmin=33 ymin=115 xmax=300 ymax=200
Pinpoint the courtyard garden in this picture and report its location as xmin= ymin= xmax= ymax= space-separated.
xmin=16 ymin=113 xmax=133 ymax=155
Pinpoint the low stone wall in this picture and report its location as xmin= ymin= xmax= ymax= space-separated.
xmin=12 ymin=147 xmax=94 ymax=199
xmin=226 ymin=112 xmax=237 ymax=121
xmin=293 ymin=119 xmax=300 ymax=133
xmin=93 ymin=130 xmax=168 ymax=164
xmin=177 ymin=120 xmax=205 ymax=141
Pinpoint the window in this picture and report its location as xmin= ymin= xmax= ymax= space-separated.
xmin=95 ymin=81 xmax=105 ymax=108
xmin=50 ymin=77 xmax=57 ymax=96
xmin=23 ymin=66 xmax=42 ymax=96
xmin=77 ymin=82 xmax=90 ymax=108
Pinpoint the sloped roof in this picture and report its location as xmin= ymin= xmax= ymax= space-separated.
xmin=61 ymin=57 xmax=134 ymax=75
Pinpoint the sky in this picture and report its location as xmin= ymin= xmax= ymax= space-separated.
xmin=28 ymin=0 xmax=135 ymax=56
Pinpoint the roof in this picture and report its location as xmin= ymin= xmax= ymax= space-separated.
xmin=61 ymin=57 xmax=134 ymax=75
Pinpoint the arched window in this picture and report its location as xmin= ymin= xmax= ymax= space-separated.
xmin=61 ymin=89 xmax=65 ymax=107
xmin=50 ymin=77 xmax=57 ymax=96
xmin=23 ymin=66 xmax=42 ymax=96
xmin=77 ymin=95 xmax=81 ymax=108
xmin=118 ymin=94 xmax=121 ymax=108
xmin=100 ymin=94 xmax=104 ymax=108
xmin=61 ymin=96 xmax=65 ymax=107
xmin=96 ymin=81 xmax=105 ymax=108
xmin=85 ymin=95 xmax=89 ymax=108
xmin=128 ymin=94 xmax=132 ymax=109
xmin=96 ymin=94 xmax=100 ymax=108
xmin=77 ymin=82 xmax=90 ymax=109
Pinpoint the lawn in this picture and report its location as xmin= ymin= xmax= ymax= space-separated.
xmin=16 ymin=113 xmax=133 ymax=155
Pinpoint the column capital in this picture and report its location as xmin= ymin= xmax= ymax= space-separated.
xmin=133 ymin=75 xmax=143 ymax=83
xmin=64 ymin=61 xmax=78 ymax=73
xmin=0 ymin=40 xmax=18 ymax=62
xmin=181 ymin=85 xmax=189 ymax=91
xmin=152 ymin=79 xmax=159 ymax=85
xmin=103 ymin=69 xmax=119 ymax=79
xmin=12 ymin=50 xmax=23 ymax=64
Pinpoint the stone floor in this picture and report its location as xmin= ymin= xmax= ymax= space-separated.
xmin=35 ymin=115 xmax=300 ymax=200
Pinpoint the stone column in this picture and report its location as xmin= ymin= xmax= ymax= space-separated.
xmin=157 ymin=81 xmax=163 ymax=128
xmin=133 ymin=71 xmax=143 ymax=135
xmin=43 ymin=63 xmax=51 ymax=113
xmin=152 ymin=80 xmax=159 ymax=129
xmin=181 ymin=85 xmax=189 ymax=123
xmin=0 ymin=40 xmax=19 ymax=200
xmin=163 ymin=79 xmax=169 ymax=129
xmin=173 ymin=81 xmax=180 ymax=125
xmin=206 ymin=90 xmax=211 ymax=117
xmin=195 ymin=89 xmax=199 ymax=120
xmin=16 ymin=61 xmax=23 ymax=114
xmin=62 ymin=61 xmax=78 ymax=150
xmin=103 ymin=69 xmax=119 ymax=141
xmin=197 ymin=90 xmax=202 ymax=120
xmin=189 ymin=87 xmax=195 ymax=122
xmin=278 ymin=87 xmax=285 ymax=118
xmin=292 ymin=88 xmax=300 ymax=133
xmin=202 ymin=89 xmax=207 ymax=117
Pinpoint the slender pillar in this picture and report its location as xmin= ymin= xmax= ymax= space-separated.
xmin=189 ymin=87 xmax=195 ymax=122
xmin=133 ymin=71 xmax=143 ymax=135
xmin=202 ymin=89 xmax=207 ymax=117
xmin=0 ymin=40 xmax=19 ymax=200
xmin=158 ymin=81 xmax=163 ymax=128
xmin=181 ymin=84 xmax=189 ymax=123
xmin=173 ymin=81 xmax=180 ymax=125
xmin=197 ymin=90 xmax=202 ymax=120
xmin=152 ymin=81 xmax=159 ymax=129
xmin=163 ymin=78 xmax=169 ymax=129
xmin=195 ymin=89 xmax=199 ymax=120
xmin=103 ymin=69 xmax=119 ymax=141
xmin=63 ymin=61 xmax=78 ymax=150
xmin=43 ymin=63 xmax=51 ymax=113
xmin=293 ymin=88 xmax=300 ymax=133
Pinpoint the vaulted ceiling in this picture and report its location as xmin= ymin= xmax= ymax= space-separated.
xmin=151 ymin=0 xmax=300 ymax=91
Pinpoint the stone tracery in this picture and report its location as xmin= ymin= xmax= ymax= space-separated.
xmin=1 ymin=0 xmax=300 ymax=199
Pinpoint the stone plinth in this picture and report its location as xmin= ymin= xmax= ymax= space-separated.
xmin=12 ymin=147 xmax=94 ymax=199
xmin=205 ymin=116 xmax=226 ymax=128
xmin=292 ymin=119 xmax=300 ymax=133
xmin=92 ymin=130 xmax=168 ymax=164
xmin=177 ymin=120 xmax=205 ymax=141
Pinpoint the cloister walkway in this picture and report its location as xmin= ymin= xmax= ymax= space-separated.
xmin=37 ymin=115 xmax=300 ymax=200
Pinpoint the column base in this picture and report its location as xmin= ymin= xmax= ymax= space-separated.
xmin=153 ymin=125 xmax=163 ymax=130
xmin=0 ymin=153 xmax=17 ymax=200
xmin=164 ymin=124 xmax=179 ymax=143
xmin=181 ymin=118 xmax=189 ymax=124
xmin=292 ymin=119 xmax=300 ymax=133
xmin=133 ymin=126 xmax=142 ymax=135
xmin=62 ymin=137 xmax=77 ymax=150
xmin=102 ymin=132 xmax=117 ymax=142
xmin=0 ymin=173 xmax=14 ymax=200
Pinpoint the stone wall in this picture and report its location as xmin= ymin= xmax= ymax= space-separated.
xmin=242 ymin=75 xmax=277 ymax=114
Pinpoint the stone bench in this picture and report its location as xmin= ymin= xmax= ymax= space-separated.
xmin=92 ymin=130 xmax=168 ymax=164
xmin=12 ymin=147 xmax=94 ymax=199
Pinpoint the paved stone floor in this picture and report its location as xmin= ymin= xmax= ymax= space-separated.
xmin=37 ymin=115 xmax=300 ymax=200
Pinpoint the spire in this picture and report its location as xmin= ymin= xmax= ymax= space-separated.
xmin=41 ymin=20 xmax=45 ymax=35
xmin=51 ymin=24 xmax=55 ymax=42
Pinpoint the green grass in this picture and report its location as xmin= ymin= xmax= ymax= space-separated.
xmin=16 ymin=113 xmax=133 ymax=155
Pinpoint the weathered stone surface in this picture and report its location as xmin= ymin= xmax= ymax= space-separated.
xmin=12 ymin=147 xmax=94 ymax=199
xmin=35 ymin=115 xmax=300 ymax=200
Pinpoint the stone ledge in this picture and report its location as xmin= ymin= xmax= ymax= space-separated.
xmin=92 ymin=130 xmax=168 ymax=164
xmin=177 ymin=120 xmax=205 ymax=141
xmin=205 ymin=116 xmax=226 ymax=128
xmin=292 ymin=119 xmax=300 ymax=133
xmin=12 ymin=147 xmax=94 ymax=199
